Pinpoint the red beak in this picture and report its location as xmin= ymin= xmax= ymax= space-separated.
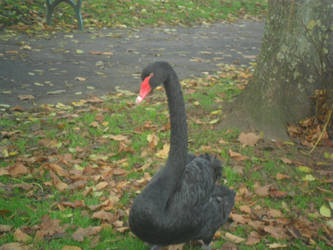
xmin=136 ymin=74 xmax=153 ymax=104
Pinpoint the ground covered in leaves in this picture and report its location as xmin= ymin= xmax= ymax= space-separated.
xmin=0 ymin=64 xmax=332 ymax=249
xmin=0 ymin=0 xmax=267 ymax=33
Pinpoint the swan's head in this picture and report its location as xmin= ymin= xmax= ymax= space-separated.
xmin=136 ymin=62 xmax=172 ymax=104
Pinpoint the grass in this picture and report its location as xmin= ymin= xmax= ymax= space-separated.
xmin=0 ymin=64 xmax=332 ymax=249
xmin=0 ymin=0 xmax=267 ymax=32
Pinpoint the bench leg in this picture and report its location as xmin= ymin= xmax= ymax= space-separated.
xmin=46 ymin=0 xmax=83 ymax=31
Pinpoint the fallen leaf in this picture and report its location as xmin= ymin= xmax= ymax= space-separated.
xmin=238 ymin=132 xmax=260 ymax=147
xmin=320 ymin=205 xmax=331 ymax=217
xmin=254 ymin=183 xmax=270 ymax=197
xmin=267 ymin=208 xmax=283 ymax=218
xmin=221 ymin=242 xmax=238 ymax=250
xmin=302 ymin=174 xmax=316 ymax=181
xmin=95 ymin=181 xmax=108 ymax=191
xmin=14 ymin=228 xmax=31 ymax=242
xmin=92 ymin=210 xmax=116 ymax=223
xmin=47 ymin=90 xmax=66 ymax=95
xmin=72 ymin=226 xmax=101 ymax=242
xmin=269 ymin=188 xmax=288 ymax=198
xmin=276 ymin=173 xmax=291 ymax=180
xmin=62 ymin=246 xmax=82 ymax=250
xmin=264 ymin=225 xmax=288 ymax=240
xmin=112 ymin=168 xmax=128 ymax=176
xmin=47 ymin=163 xmax=68 ymax=177
xmin=0 ymin=168 xmax=9 ymax=176
xmin=297 ymin=166 xmax=312 ymax=173
xmin=18 ymin=95 xmax=35 ymax=100
xmin=230 ymin=213 xmax=248 ymax=224
xmin=239 ymin=205 xmax=251 ymax=214
xmin=76 ymin=49 xmax=84 ymax=54
xmin=156 ymin=144 xmax=170 ymax=159
xmin=0 ymin=242 xmax=29 ymax=250
xmin=75 ymin=77 xmax=86 ymax=81
xmin=280 ymin=157 xmax=292 ymax=164
xmin=35 ymin=215 xmax=65 ymax=240
xmin=60 ymin=200 xmax=85 ymax=209
xmin=0 ymin=224 xmax=12 ymax=232
xmin=50 ymin=171 xmax=69 ymax=192
xmin=147 ymin=134 xmax=159 ymax=150
xmin=5 ymin=50 xmax=19 ymax=54
xmin=245 ymin=231 xmax=262 ymax=245
xmin=268 ymin=243 xmax=288 ymax=248
xmin=228 ymin=149 xmax=249 ymax=161
xmin=327 ymin=219 xmax=333 ymax=230
xmin=225 ymin=232 xmax=245 ymax=243
xmin=8 ymin=163 xmax=29 ymax=177
xmin=167 ymin=244 xmax=184 ymax=250
xmin=248 ymin=220 xmax=265 ymax=231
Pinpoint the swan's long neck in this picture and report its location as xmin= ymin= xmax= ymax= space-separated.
xmin=164 ymin=71 xmax=188 ymax=175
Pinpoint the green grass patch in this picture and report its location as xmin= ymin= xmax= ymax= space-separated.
xmin=0 ymin=64 xmax=332 ymax=249
xmin=0 ymin=0 xmax=267 ymax=32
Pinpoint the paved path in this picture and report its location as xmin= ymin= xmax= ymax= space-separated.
xmin=0 ymin=21 xmax=264 ymax=110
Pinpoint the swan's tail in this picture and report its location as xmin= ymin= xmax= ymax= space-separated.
xmin=215 ymin=185 xmax=235 ymax=221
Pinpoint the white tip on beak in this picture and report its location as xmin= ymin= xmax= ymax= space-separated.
xmin=136 ymin=96 xmax=143 ymax=104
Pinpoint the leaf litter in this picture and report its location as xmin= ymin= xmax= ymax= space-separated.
xmin=0 ymin=63 xmax=332 ymax=249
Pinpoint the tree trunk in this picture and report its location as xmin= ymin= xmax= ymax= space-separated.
xmin=222 ymin=0 xmax=333 ymax=139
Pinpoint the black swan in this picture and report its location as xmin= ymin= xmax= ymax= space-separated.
xmin=129 ymin=62 xmax=235 ymax=250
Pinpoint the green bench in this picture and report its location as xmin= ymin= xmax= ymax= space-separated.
xmin=46 ymin=0 xmax=83 ymax=30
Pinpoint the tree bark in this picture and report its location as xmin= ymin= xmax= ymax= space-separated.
xmin=222 ymin=0 xmax=333 ymax=139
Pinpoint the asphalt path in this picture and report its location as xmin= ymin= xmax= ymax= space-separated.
xmin=0 ymin=21 xmax=264 ymax=111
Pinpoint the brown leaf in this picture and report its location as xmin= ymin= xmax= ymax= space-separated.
xmin=62 ymin=246 xmax=82 ymax=250
xmin=248 ymin=220 xmax=265 ymax=231
xmin=0 ymin=224 xmax=12 ymax=232
xmin=267 ymin=208 xmax=283 ymax=218
xmin=280 ymin=157 xmax=293 ymax=164
xmin=8 ymin=163 xmax=29 ymax=177
xmin=95 ymin=181 xmax=108 ymax=191
xmin=18 ymin=95 xmax=35 ymax=100
xmin=147 ymin=134 xmax=159 ymax=150
xmin=112 ymin=168 xmax=128 ymax=176
xmin=72 ymin=226 xmax=102 ymax=242
xmin=225 ymin=232 xmax=245 ymax=243
xmin=47 ymin=163 xmax=68 ymax=177
xmin=245 ymin=231 xmax=262 ymax=246
xmin=269 ymin=188 xmax=288 ymax=198
xmin=14 ymin=228 xmax=31 ymax=242
xmin=268 ymin=243 xmax=288 ymax=248
xmin=92 ymin=210 xmax=116 ymax=223
xmin=254 ymin=183 xmax=271 ymax=197
xmin=50 ymin=171 xmax=69 ymax=192
xmin=106 ymin=134 xmax=130 ymax=142
xmin=60 ymin=200 xmax=85 ymax=209
xmin=156 ymin=144 xmax=170 ymax=158
xmin=35 ymin=215 xmax=65 ymax=240
xmin=12 ymin=183 xmax=33 ymax=190
xmin=264 ymin=225 xmax=288 ymax=240
xmin=230 ymin=213 xmax=248 ymax=224
xmin=228 ymin=149 xmax=249 ymax=161
xmin=239 ymin=205 xmax=251 ymax=214
xmin=0 ymin=165 xmax=9 ymax=176
xmin=276 ymin=173 xmax=291 ymax=180
xmin=0 ymin=242 xmax=29 ymax=250
xmin=221 ymin=242 xmax=238 ymax=250
xmin=238 ymin=132 xmax=260 ymax=147
xmin=166 ymin=244 xmax=184 ymax=250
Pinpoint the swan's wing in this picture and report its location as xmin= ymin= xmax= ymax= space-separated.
xmin=173 ymin=154 xmax=222 ymax=208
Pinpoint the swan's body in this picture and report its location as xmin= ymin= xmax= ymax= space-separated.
xmin=129 ymin=62 xmax=235 ymax=248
